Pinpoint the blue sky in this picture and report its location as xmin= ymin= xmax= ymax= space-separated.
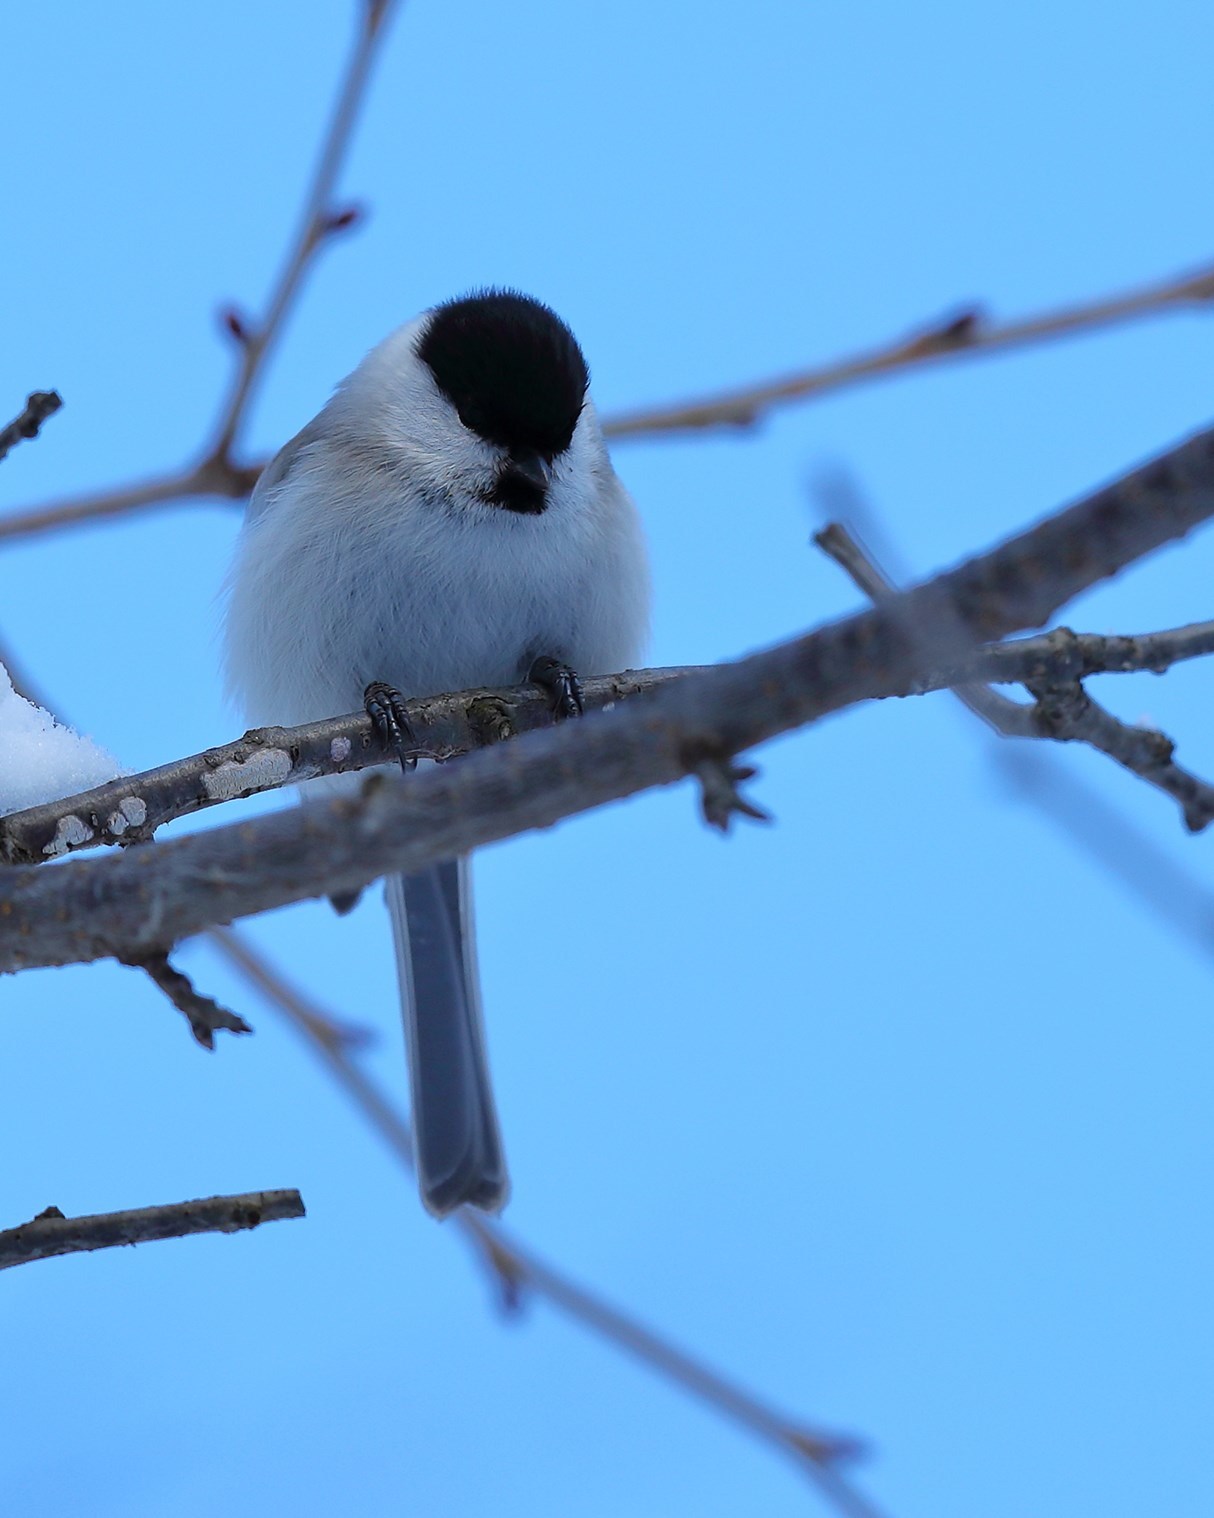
xmin=4 ymin=4 xmax=1214 ymax=1516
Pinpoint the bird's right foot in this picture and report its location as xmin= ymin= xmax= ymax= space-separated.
xmin=364 ymin=681 xmax=417 ymax=773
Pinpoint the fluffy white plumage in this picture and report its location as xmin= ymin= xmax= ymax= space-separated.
xmin=225 ymin=315 xmax=648 ymax=727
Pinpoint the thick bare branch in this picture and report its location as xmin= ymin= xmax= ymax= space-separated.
xmin=0 ymin=391 xmax=62 ymax=463
xmin=7 ymin=425 xmax=1214 ymax=870
xmin=5 ymin=419 xmax=1214 ymax=970
xmin=604 ymin=261 xmax=1214 ymax=437
xmin=0 ymin=1190 xmax=305 ymax=1270
xmin=212 ymin=928 xmax=875 ymax=1511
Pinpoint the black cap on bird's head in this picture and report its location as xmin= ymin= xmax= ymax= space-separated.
xmin=418 ymin=290 xmax=590 ymax=513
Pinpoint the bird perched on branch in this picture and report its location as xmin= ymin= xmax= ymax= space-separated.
xmin=224 ymin=290 xmax=649 ymax=1215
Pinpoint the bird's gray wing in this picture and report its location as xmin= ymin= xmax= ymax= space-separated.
xmin=246 ymin=415 xmax=331 ymax=522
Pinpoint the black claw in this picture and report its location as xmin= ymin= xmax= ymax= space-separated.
xmin=364 ymin=681 xmax=417 ymax=773
xmin=528 ymin=655 xmax=584 ymax=719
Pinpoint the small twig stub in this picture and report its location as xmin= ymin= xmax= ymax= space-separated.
xmin=0 ymin=391 xmax=63 ymax=463
xmin=122 ymin=951 xmax=253 ymax=1049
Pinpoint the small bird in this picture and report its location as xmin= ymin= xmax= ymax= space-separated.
xmin=224 ymin=291 xmax=650 ymax=1216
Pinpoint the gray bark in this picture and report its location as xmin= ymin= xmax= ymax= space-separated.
xmin=3 ymin=419 xmax=1214 ymax=973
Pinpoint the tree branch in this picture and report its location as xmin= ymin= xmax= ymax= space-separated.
xmin=0 ymin=635 xmax=877 ymax=1514
xmin=9 ymin=617 xmax=1214 ymax=867
xmin=0 ymin=666 xmax=695 ymax=864
xmin=603 ymin=260 xmax=1214 ymax=437
xmin=212 ymin=928 xmax=877 ymax=1513
xmin=0 ymin=391 xmax=62 ymax=464
xmin=816 ymin=479 xmax=1214 ymax=1031
xmin=0 ymin=1190 xmax=305 ymax=1270
xmin=0 ymin=462 xmax=254 ymax=544
xmin=816 ymin=523 xmax=1214 ymax=831
xmin=4 ymin=255 xmax=1214 ymax=544
xmin=5 ymin=418 xmax=1214 ymax=970
xmin=0 ymin=4 xmax=398 ymax=545
xmin=204 ymin=0 xmax=400 ymax=463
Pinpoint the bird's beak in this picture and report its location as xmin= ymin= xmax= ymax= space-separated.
xmin=502 ymin=448 xmax=552 ymax=495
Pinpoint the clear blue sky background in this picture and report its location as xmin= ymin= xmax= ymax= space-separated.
xmin=4 ymin=4 xmax=1214 ymax=1515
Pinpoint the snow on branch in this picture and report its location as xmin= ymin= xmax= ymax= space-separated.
xmin=4 ymin=418 xmax=1214 ymax=973
xmin=0 ymin=662 xmax=123 ymax=818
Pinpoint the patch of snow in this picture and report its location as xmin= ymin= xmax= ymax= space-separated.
xmin=330 ymin=736 xmax=352 ymax=764
xmin=0 ymin=663 xmax=122 ymax=816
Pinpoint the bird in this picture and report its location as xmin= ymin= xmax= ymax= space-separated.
xmin=223 ymin=290 xmax=650 ymax=1216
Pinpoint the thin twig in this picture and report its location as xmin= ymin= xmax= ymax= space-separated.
xmin=0 ymin=391 xmax=62 ymax=463
xmin=210 ymin=927 xmax=879 ymax=1515
xmin=692 ymin=757 xmax=771 ymax=831
xmin=0 ymin=5 xmax=398 ymax=546
xmin=995 ymin=744 xmax=1214 ymax=956
xmin=603 ymin=261 xmax=1214 ymax=437
xmin=205 ymin=1 xmax=399 ymax=462
xmin=5 ymin=257 xmax=1214 ymax=544
xmin=0 ymin=463 xmax=254 ymax=544
xmin=0 ymin=1189 xmax=304 ymax=1270
xmin=1018 ymin=674 xmax=1214 ymax=832
xmin=815 ymin=523 xmax=1214 ymax=830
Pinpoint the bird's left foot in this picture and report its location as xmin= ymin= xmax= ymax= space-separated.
xmin=364 ymin=680 xmax=417 ymax=772
xmin=528 ymin=655 xmax=583 ymax=718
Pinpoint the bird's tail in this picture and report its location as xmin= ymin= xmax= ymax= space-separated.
xmin=385 ymin=859 xmax=509 ymax=1217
